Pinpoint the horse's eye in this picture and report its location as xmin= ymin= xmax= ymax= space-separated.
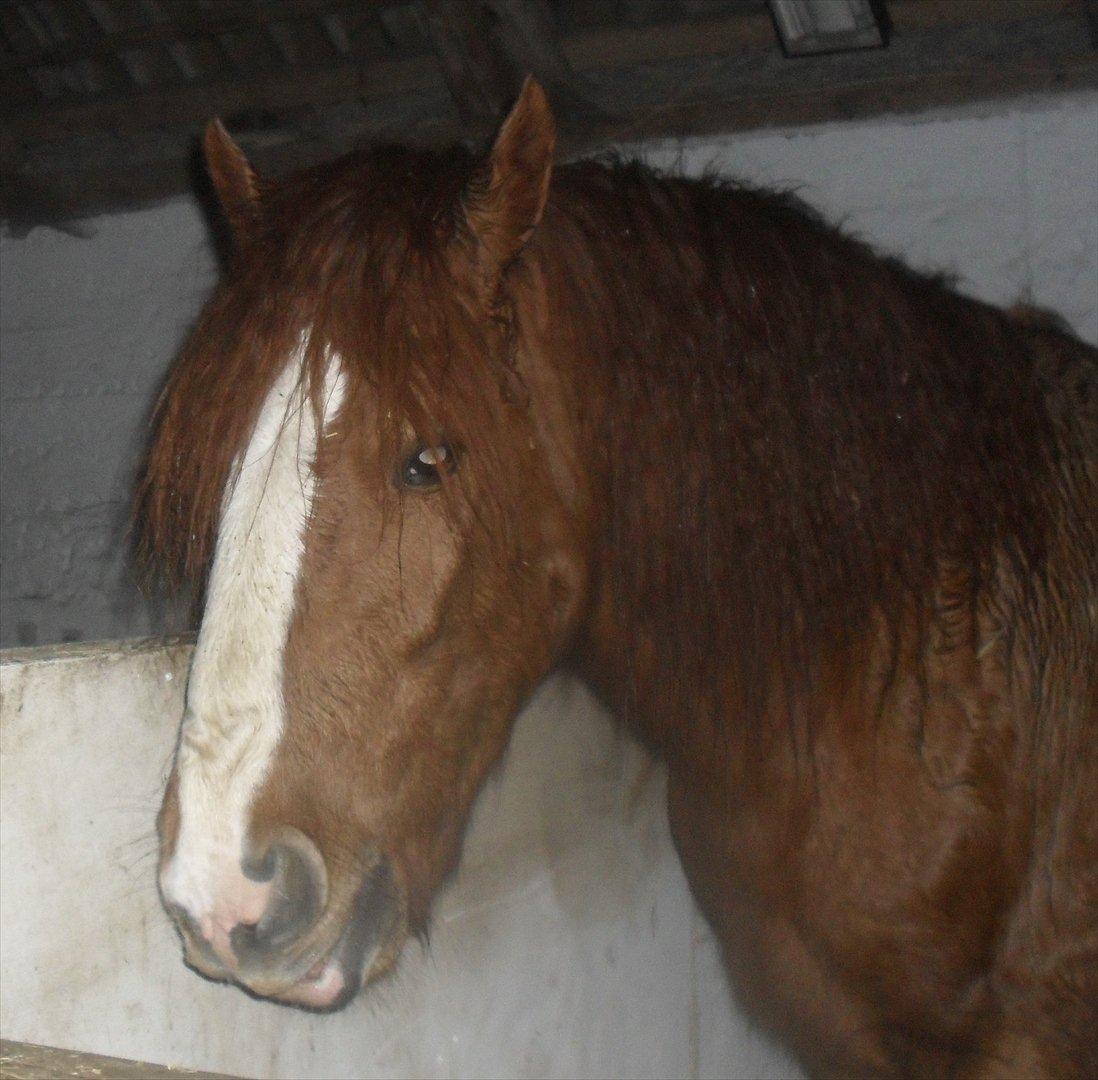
xmin=400 ymin=444 xmax=454 ymax=489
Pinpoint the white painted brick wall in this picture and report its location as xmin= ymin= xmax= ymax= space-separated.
xmin=2 ymin=90 xmax=1095 ymax=647
xmin=1 ymin=203 xmax=217 ymax=646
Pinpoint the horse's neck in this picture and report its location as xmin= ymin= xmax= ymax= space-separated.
xmin=560 ymin=391 xmax=727 ymax=771
xmin=520 ymin=274 xmax=723 ymax=768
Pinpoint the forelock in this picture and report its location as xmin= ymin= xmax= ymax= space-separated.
xmin=138 ymin=144 xmax=525 ymax=587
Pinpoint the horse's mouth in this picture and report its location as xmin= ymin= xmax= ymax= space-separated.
xmin=268 ymin=871 xmax=407 ymax=1012
xmin=245 ymin=915 xmax=401 ymax=1012
xmin=180 ymin=856 xmax=406 ymax=1012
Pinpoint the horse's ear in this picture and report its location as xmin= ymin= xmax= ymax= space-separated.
xmin=466 ymin=77 xmax=556 ymax=274
xmin=203 ymin=119 xmax=262 ymax=246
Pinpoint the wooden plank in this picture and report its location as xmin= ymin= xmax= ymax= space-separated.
xmin=1084 ymin=0 xmax=1098 ymax=45
xmin=486 ymin=0 xmax=608 ymax=117
xmin=0 ymin=0 xmax=370 ymax=72
xmin=886 ymin=0 xmax=1081 ymax=31
xmin=1 ymin=7 xmax=770 ymax=137
xmin=570 ymin=51 xmax=1098 ymax=152
xmin=419 ymin=0 xmax=516 ymax=126
xmin=0 ymin=51 xmax=443 ymax=138
xmin=562 ymin=3 xmax=1098 ymax=150
xmin=418 ymin=0 xmax=605 ymax=128
xmin=0 ymin=1039 xmax=240 ymax=1080
xmin=566 ymin=0 xmax=1082 ymax=68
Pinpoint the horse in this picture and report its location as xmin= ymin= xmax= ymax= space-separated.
xmin=139 ymin=79 xmax=1097 ymax=1077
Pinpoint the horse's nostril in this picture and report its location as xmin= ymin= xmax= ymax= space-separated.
xmin=242 ymin=844 xmax=277 ymax=883
xmin=233 ymin=830 xmax=327 ymax=965
xmin=228 ymin=919 xmax=261 ymax=958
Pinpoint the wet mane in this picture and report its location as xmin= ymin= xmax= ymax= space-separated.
xmin=140 ymin=143 xmax=1060 ymax=722
xmin=534 ymin=159 xmax=1058 ymax=724
xmin=139 ymin=144 xmax=506 ymax=584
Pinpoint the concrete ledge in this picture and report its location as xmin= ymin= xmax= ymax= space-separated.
xmin=0 ymin=637 xmax=798 ymax=1079
xmin=0 ymin=635 xmax=195 ymax=668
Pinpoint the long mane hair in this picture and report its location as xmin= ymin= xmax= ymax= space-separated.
xmin=139 ymin=142 xmax=1071 ymax=735
xmin=542 ymin=159 xmax=1063 ymax=728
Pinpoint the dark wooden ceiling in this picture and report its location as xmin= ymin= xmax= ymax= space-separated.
xmin=2 ymin=0 xmax=1096 ymax=234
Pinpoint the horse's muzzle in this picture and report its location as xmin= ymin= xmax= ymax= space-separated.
xmin=163 ymin=831 xmax=401 ymax=1011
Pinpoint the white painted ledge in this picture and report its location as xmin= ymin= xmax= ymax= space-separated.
xmin=0 ymin=637 xmax=800 ymax=1079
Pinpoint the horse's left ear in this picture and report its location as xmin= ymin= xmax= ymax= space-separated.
xmin=466 ymin=77 xmax=556 ymax=274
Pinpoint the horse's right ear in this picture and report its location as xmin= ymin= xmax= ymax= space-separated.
xmin=465 ymin=77 xmax=556 ymax=276
xmin=203 ymin=119 xmax=262 ymax=247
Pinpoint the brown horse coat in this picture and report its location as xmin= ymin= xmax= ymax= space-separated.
xmin=143 ymin=81 xmax=1097 ymax=1076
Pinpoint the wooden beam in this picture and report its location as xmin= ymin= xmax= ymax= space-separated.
xmin=1084 ymin=0 xmax=1098 ymax=46
xmin=418 ymin=0 xmax=607 ymax=129
xmin=419 ymin=0 xmax=517 ymax=127
xmin=0 ymin=0 xmax=366 ymax=72
xmin=1 ymin=6 xmax=775 ymax=141
xmin=0 ymin=52 xmax=443 ymax=140
xmin=485 ymin=0 xmax=609 ymax=118
xmin=0 ymin=1038 xmax=237 ymax=1080
xmin=886 ymin=0 xmax=1081 ymax=31
xmin=566 ymin=51 xmax=1098 ymax=155
xmin=564 ymin=2 xmax=1098 ymax=150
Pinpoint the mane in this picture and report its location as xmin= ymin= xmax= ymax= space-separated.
xmin=531 ymin=160 xmax=1061 ymax=734
xmin=139 ymin=144 xmax=1066 ymax=736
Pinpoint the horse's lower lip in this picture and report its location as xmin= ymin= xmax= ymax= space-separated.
xmin=280 ymin=958 xmax=348 ymax=1009
xmin=273 ymin=918 xmax=372 ymax=1011
xmin=182 ymin=938 xmax=349 ymax=1008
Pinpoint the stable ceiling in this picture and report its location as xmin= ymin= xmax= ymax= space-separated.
xmin=2 ymin=0 xmax=1096 ymax=233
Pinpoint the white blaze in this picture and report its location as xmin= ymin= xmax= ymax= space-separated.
xmin=161 ymin=346 xmax=344 ymax=932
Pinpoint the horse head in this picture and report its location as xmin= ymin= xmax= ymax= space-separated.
xmin=147 ymin=79 xmax=590 ymax=1009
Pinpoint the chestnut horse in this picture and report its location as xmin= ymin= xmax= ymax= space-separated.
xmin=141 ymin=80 xmax=1097 ymax=1077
